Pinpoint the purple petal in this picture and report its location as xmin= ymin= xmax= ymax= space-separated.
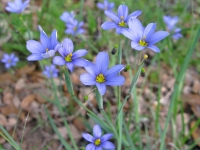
xmin=40 ymin=31 xmax=50 ymax=49
xmin=127 ymin=10 xmax=142 ymax=21
xmin=128 ymin=18 xmax=144 ymax=39
xmin=101 ymin=141 xmax=115 ymax=149
xmin=86 ymin=143 xmax=96 ymax=150
xmin=104 ymin=10 xmax=120 ymax=23
xmin=149 ymin=31 xmax=169 ymax=44
xmin=134 ymin=45 xmax=145 ymax=51
xmin=5 ymin=7 xmax=16 ymax=13
xmin=85 ymin=62 xmax=100 ymax=77
xmin=72 ymin=49 xmax=88 ymax=59
xmin=101 ymin=22 xmax=117 ymax=30
xmin=5 ymin=63 xmax=11 ymax=69
xmin=101 ymin=133 xmax=113 ymax=142
xmin=116 ymin=27 xmax=123 ymax=34
xmin=105 ymin=76 xmax=125 ymax=86
xmin=80 ymin=73 xmax=96 ymax=85
xmin=93 ymin=124 xmax=102 ymax=138
xmin=26 ymin=40 xmax=45 ymax=53
xmin=105 ymin=64 xmax=124 ymax=79
xmin=96 ymin=83 xmax=106 ymax=95
xmin=118 ymin=5 xmax=128 ymax=21
xmin=82 ymin=133 xmax=94 ymax=143
xmin=121 ymin=28 xmax=135 ymax=40
xmin=95 ymin=52 xmax=109 ymax=74
xmin=73 ymin=58 xmax=88 ymax=67
xmin=27 ymin=53 xmax=43 ymax=61
xmin=50 ymin=30 xmax=58 ymax=49
xmin=41 ymin=50 xmax=55 ymax=58
xmin=63 ymin=38 xmax=74 ymax=54
xmin=97 ymin=3 xmax=104 ymax=10
xmin=108 ymin=3 xmax=115 ymax=10
xmin=147 ymin=45 xmax=160 ymax=53
xmin=131 ymin=41 xmax=139 ymax=49
xmin=66 ymin=62 xmax=74 ymax=72
xmin=96 ymin=147 xmax=102 ymax=150
xmin=53 ymin=56 xmax=66 ymax=66
xmin=58 ymin=47 xmax=67 ymax=57
xmin=143 ymin=23 xmax=156 ymax=41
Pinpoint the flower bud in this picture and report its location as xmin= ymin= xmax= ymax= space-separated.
xmin=84 ymin=95 xmax=88 ymax=101
xmin=144 ymin=54 xmax=148 ymax=59
xmin=124 ymin=65 xmax=131 ymax=72
xmin=141 ymin=67 xmax=145 ymax=77
xmin=111 ymin=44 xmax=118 ymax=55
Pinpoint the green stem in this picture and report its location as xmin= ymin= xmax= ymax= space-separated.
xmin=117 ymin=40 xmax=123 ymax=150
xmin=50 ymin=78 xmax=78 ymax=150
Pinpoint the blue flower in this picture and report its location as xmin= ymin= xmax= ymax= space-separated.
xmin=60 ymin=11 xmax=75 ymax=23
xmin=122 ymin=18 xmax=169 ymax=52
xmin=97 ymin=0 xmax=115 ymax=11
xmin=101 ymin=4 xmax=142 ymax=34
xmin=26 ymin=30 xmax=59 ymax=61
xmin=65 ymin=19 xmax=85 ymax=36
xmin=82 ymin=124 xmax=115 ymax=150
xmin=6 ymin=0 xmax=29 ymax=14
xmin=1 ymin=53 xmax=19 ymax=69
xmin=163 ymin=15 xmax=183 ymax=40
xmin=80 ymin=52 xmax=125 ymax=95
xmin=43 ymin=64 xmax=59 ymax=78
xmin=52 ymin=38 xmax=88 ymax=72
xmin=163 ymin=15 xmax=179 ymax=30
xmin=172 ymin=28 xmax=183 ymax=40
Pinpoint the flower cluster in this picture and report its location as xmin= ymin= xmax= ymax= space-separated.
xmin=1 ymin=53 xmax=19 ymax=69
xmin=43 ymin=64 xmax=59 ymax=78
xmin=60 ymin=11 xmax=85 ymax=36
xmin=6 ymin=0 xmax=30 ymax=14
xmin=101 ymin=4 xmax=169 ymax=52
xmin=82 ymin=124 xmax=115 ymax=150
xmin=97 ymin=0 xmax=115 ymax=11
xmin=163 ymin=15 xmax=183 ymax=40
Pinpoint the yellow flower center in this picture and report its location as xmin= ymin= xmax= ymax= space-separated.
xmin=73 ymin=27 xmax=76 ymax=31
xmin=94 ymin=139 xmax=101 ymax=146
xmin=65 ymin=53 xmax=72 ymax=62
xmin=118 ymin=21 xmax=126 ymax=27
xmin=138 ymin=39 xmax=148 ymax=46
xmin=46 ymin=48 xmax=49 ymax=52
xmin=96 ymin=73 xmax=105 ymax=83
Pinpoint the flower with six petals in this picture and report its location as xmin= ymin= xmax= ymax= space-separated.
xmin=43 ymin=64 xmax=59 ymax=78
xmin=82 ymin=124 xmax=115 ymax=150
xmin=53 ymin=38 xmax=88 ymax=72
xmin=1 ymin=53 xmax=19 ymax=69
xmin=6 ymin=0 xmax=29 ymax=14
xmin=80 ymin=52 xmax=125 ymax=95
xmin=101 ymin=4 xmax=142 ymax=34
xmin=122 ymin=18 xmax=169 ymax=52
xmin=97 ymin=0 xmax=115 ymax=11
xmin=26 ymin=30 xmax=59 ymax=61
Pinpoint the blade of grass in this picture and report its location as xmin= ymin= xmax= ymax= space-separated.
xmin=160 ymin=25 xmax=200 ymax=150
xmin=44 ymin=106 xmax=73 ymax=150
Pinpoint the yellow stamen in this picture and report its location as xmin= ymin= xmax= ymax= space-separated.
xmin=94 ymin=139 xmax=101 ymax=146
xmin=65 ymin=53 xmax=73 ymax=62
xmin=73 ymin=27 xmax=76 ymax=31
xmin=138 ymin=39 xmax=148 ymax=46
xmin=96 ymin=73 xmax=105 ymax=83
xmin=118 ymin=21 xmax=126 ymax=27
